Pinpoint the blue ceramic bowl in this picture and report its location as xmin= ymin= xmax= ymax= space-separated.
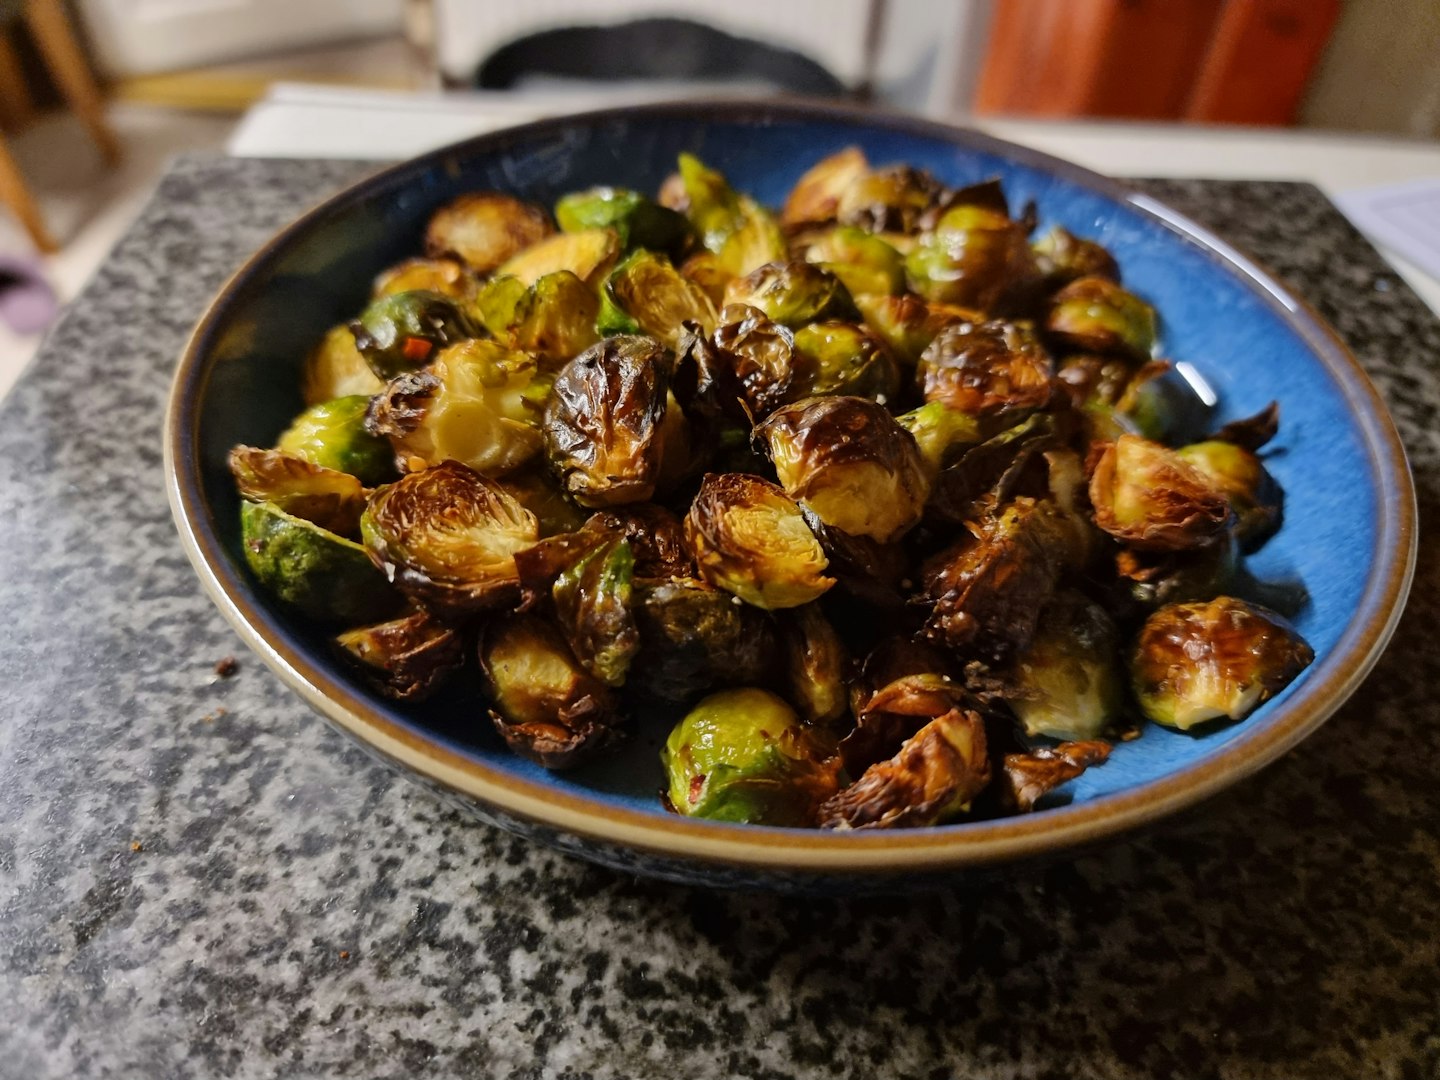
xmin=166 ymin=100 xmax=1415 ymax=890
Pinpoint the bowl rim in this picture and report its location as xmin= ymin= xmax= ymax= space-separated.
xmin=165 ymin=96 xmax=1417 ymax=875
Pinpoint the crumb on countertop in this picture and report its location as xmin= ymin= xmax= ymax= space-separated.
xmin=214 ymin=656 xmax=239 ymax=678
xmin=130 ymin=841 xmax=143 ymax=852
xmin=201 ymin=707 xmax=229 ymax=724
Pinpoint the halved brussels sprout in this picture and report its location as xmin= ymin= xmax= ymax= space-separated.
xmin=790 ymin=321 xmax=901 ymax=404
xmin=999 ymin=741 xmax=1113 ymax=812
xmin=335 ymin=609 xmax=464 ymax=701
xmin=542 ymin=335 xmax=676 ymax=508
xmin=473 ymin=270 xmax=600 ymax=366
xmin=350 ymin=290 xmax=474 ymax=380
xmin=1004 ymin=591 xmax=1124 ymax=740
xmin=801 ymin=226 xmax=905 ymax=297
xmin=425 ymin=192 xmax=553 ymax=273
xmin=479 ymin=614 xmax=620 ymax=769
xmin=631 ymin=577 xmax=777 ymax=701
xmin=360 ymin=461 xmax=539 ymax=618
xmin=555 ymin=186 xmax=691 ymax=256
xmin=365 ymin=339 xmax=546 ymax=478
xmin=1131 ymin=597 xmax=1313 ymax=730
xmin=241 ymin=501 xmax=398 ymax=624
xmin=552 ymin=536 xmax=638 ymax=688
xmin=373 ymin=257 xmax=473 ymax=301
xmin=1176 ymin=438 xmax=1283 ymax=551
xmin=917 ymin=319 xmax=1052 ymax=418
xmin=708 ymin=303 xmax=799 ymax=418
xmin=818 ymin=708 xmax=990 ymax=830
xmin=302 ymin=324 xmax=385 ymax=405
xmin=497 ymin=469 xmax=589 ymax=538
xmin=717 ymin=206 xmax=788 ymax=279
xmin=721 ymin=260 xmax=858 ymax=329
xmin=276 ymin=395 xmax=393 ymax=486
xmin=781 ymin=604 xmax=849 ymax=727
xmin=1045 ymin=276 xmax=1157 ymax=358
xmin=1088 ymin=435 xmax=1231 ymax=551
xmin=758 ymin=396 xmax=930 ymax=543
xmin=906 ymin=202 xmax=1038 ymax=311
xmin=836 ymin=164 xmax=943 ymax=234
xmin=782 ymin=146 xmax=870 ymax=229
xmin=679 ymin=251 xmax=731 ymax=305
xmin=596 ymin=249 xmax=717 ymax=345
xmin=685 ymin=473 xmax=835 ymax=610
xmin=662 ymin=688 xmax=842 ymax=826
xmin=229 ymin=446 xmax=368 ymax=537
xmin=1115 ymin=535 xmax=1239 ymax=610
xmin=496 ymin=228 xmax=620 ymax=287
xmin=896 ymin=401 xmax=983 ymax=478
xmin=926 ymin=413 xmax=1059 ymax=527
xmin=1032 ymin=227 xmax=1120 ymax=288
xmin=852 ymin=292 xmax=979 ymax=366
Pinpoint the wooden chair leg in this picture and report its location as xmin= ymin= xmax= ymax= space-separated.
xmin=0 ymin=33 xmax=37 ymax=133
xmin=22 ymin=0 xmax=121 ymax=165
xmin=0 ymin=130 xmax=56 ymax=252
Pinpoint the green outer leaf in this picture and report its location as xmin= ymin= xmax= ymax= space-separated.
xmin=553 ymin=536 xmax=638 ymax=687
xmin=275 ymin=395 xmax=393 ymax=485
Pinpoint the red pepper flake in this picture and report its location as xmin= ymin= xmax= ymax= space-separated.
xmin=339 ymin=950 xmax=350 ymax=960
xmin=402 ymin=337 xmax=433 ymax=362
xmin=688 ymin=774 xmax=707 ymax=804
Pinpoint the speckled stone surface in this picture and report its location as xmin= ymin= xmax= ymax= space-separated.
xmin=1 ymin=158 xmax=1438 ymax=1080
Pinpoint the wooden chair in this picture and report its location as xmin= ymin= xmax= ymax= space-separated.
xmin=0 ymin=0 xmax=121 ymax=253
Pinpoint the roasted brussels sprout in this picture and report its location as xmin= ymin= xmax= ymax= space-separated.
xmin=790 ymin=321 xmax=901 ymax=404
xmin=496 ymin=469 xmax=589 ymax=538
xmin=542 ymin=335 xmax=677 ymax=507
xmin=926 ymin=412 xmax=1062 ymax=528
xmin=631 ymin=577 xmax=777 ymax=701
xmin=1004 ymin=592 xmax=1124 ymax=740
xmin=1089 ymin=434 xmax=1231 ymax=551
xmin=241 ymin=501 xmax=399 ymax=624
xmin=496 ymin=228 xmax=621 ymax=287
xmin=1046 ymin=276 xmax=1157 ymax=358
xmin=837 ymin=164 xmax=942 ymax=234
xmin=425 ymin=191 xmax=553 ymax=273
xmin=350 ymin=290 xmax=474 ymax=380
xmin=802 ymin=226 xmax=905 ymax=297
xmin=1115 ymin=535 xmax=1239 ymax=610
xmin=228 ymin=446 xmax=368 ymax=537
xmin=552 ymin=535 xmax=638 ymax=688
xmin=679 ymin=250 xmax=731 ymax=305
xmin=781 ymin=146 xmax=869 ymax=229
xmin=662 ymin=688 xmax=842 ymax=826
xmin=685 ymin=473 xmax=834 ymax=610
xmin=998 ymin=741 xmax=1113 ymax=813
xmin=302 ymin=324 xmax=385 ymax=405
xmin=917 ymin=319 xmax=1052 ymax=419
xmin=1176 ymin=438 xmax=1282 ymax=550
xmin=373 ymin=257 xmax=473 ymax=302
xmin=581 ymin=504 xmax=693 ymax=580
xmin=555 ymin=186 xmax=691 ymax=256
xmin=335 ymin=609 xmax=464 ymax=701
xmin=841 ymin=658 xmax=966 ymax=776
xmin=360 ymin=461 xmax=539 ymax=618
xmin=677 ymin=153 xmax=746 ymax=252
xmin=596 ymin=249 xmax=717 ymax=345
xmin=1032 ymin=227 xmax=1120 ymax=287
xmin=852 ymin=292 xmax=978 ymax=366
xmin=781 ymin=604 xmax=849 ymax=727
xmin=721 ymin=259 xmax=858 ymax=329
xmin=906 ymin=202 xmax=1038 ymax=311
xmin=896 ymin=401 xmax=983 ymax=478
xmin=758 ymin=396 xmax=930 ymax=543
xmin=704 ymin=303 xmax=798 ymax=419
xmin=1131 ymin=597 xmax=1313 ymax=730
xmin=276 ymin=395 xmax=393 ymax=486
xmin=473 ymin=270 xmax=600 ymax=366
xmin=479 ymin=614 xmax=620 ymax=769
xmin=819 ymin=709 xmax=990 ymax=830
xmin=365 ymin=339 xmax=546 ymax=477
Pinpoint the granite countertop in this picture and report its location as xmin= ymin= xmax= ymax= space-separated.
xmin=1 ymin=157 xmax=1438 ymax=1079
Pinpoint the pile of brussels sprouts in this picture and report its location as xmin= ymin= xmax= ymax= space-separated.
xmin=232 ymin=147 xmax=1313 ymax=830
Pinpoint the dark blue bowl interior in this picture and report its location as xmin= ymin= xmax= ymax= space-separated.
xmin=196 ymin=108 xmax=1376 ymax=819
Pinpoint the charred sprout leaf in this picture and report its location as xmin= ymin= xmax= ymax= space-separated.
xmin=425 ymin=191 xmax=553 ymax=273
xmin=555 ymin=186 xmax=691 ymax=256
xmin=373 ymin=257 xmax=473 ymax=302
xmin=496 ymin=228 xmax=620 ymax=287
xmin=367 ymin=339 xmax=546 ymax=477
xmin=479 ymin=614 xmax=620 ymax=769
xmin=1211 ymin=401 xmax=1280 ymax=452
xmin=709 ymin=303 xmax=799 ymax=418
xmin=276 ymin=395 xmax=393 ymax=486
xmin=582 ymin=504 xmax=693 ymax=580
xmin=897 ymin=401 xmax=983 ymax=479
xmin=1046 ymin=276 xmax=1157 ymax=358
xmin=853 ymin=292 xmax=978 ymax=366
xmin=1032 ymin=227 xmax=1120 ymax=288
xmin=722 ymin=260 xmax=858 ymax=329
xmin=474 ymin=271 xmax=600 ymax=366
xmin=799 ymin=507 xmax=911 ymax=613
xmin=360 ymin=460 xmax=539 ymax=619
xmin=302 ymin=324 xmax=385 ymax=405
xmin=819 ymin=709 xmax=990 ymax=830
xmin=335 ymin=609 xmax=464 ymax=701
xmin=917 ymin=319 xmax=1053 ymax=418
xmin=662 ymin=688 xmax=842 ymax=826
xmin=999 ymin=741 xmax=1113 ymax=812
xmin=497 ymin=469 xmax=590 ymax=538
xmin=759 ymin=396 xmax=930 ymax=543
xmin=552 ymin=536 xmax=639 ymax=688
xmin=802 ymin=226 xmax=905 ymax=297
xmin=241 ymin=501 xmax=399 ymax=624
xmin=927 ymin=413 xmax=1059 ymax=526
xmin=906 ymin=202 xmax=1038 ymax=311
xmin=781 ymin=604 xmax=850 ymax=726
xmin=782 ymin=146 xmax=870 ymax=229
xmin=842 ymin=664 xmax=967 ymax=777
xmin=1116 ymin=534 xmax=1239 ymax=610
xmin=228 ymin=446 xmax=368 ymax=537
xmin=1176 ymin=439 xmax=1283 ymax=551
xmin=632 ymin=578 xmax=777 ymax=701
xmin=1089 ymin=434 xmax=1231 ymax=551
xmin=542 ymin=335 xmax=675 ymax=508
xmin=790 ymin=321 xmax=901 ymax=404
xmin=350 ymin=289 xmax=474 ymax=380
xmin=1004 ymin=592 xmax=1124 ymax=740
xmin=1131 ymin=597 xmax=1313 ymax=730
xmin=597 ymin=249 xmax=717 ymax=345
xmin=837 ymin=164 xmax=943 ymax=234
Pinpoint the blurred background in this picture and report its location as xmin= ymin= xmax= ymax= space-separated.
xmin=2 ymin=0 xmax=1438 ymax=392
